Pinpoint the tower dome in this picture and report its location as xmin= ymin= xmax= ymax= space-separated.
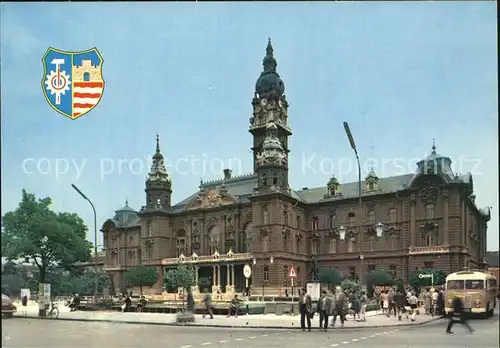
xmin=255 ymin=38 xmax=285 ymax=98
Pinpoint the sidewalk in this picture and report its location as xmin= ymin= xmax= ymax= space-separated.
xmin=12 ymin=303 xmax=442 ymax=329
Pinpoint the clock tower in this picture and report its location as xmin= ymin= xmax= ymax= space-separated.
xmin=249 ymin=39 xmax=292 ymax=193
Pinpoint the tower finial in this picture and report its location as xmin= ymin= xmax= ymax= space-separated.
xmin=432 ymin=138 xmax=436 ymax=153
xmin=266 ymin=37 xmax=273 ymax=56
xmin=125 ymin=197 xmax=128 ymax=206
xmin=156 ymin=134 xmax=160 ymax=153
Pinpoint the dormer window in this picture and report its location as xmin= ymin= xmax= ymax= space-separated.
xmin=365 ymin=170 xmax=379 ymax=191
xmin=327 ymin=175 xmax=340 ymax=196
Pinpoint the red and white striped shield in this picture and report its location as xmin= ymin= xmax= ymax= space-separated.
xmin=73 ymin=81 xmax=104 ymax=118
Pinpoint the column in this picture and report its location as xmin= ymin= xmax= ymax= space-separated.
xmin=231 ymin=265 xmax=235 ymax=287
xmin=226 ymin=265 xmax=230 ymax=292
xmin=217 ymin=265 xmax=221 ymax=287
xmin=410 ymin=195 xmax=416 ymax=246
xmin=443 ymin=191 xmax=449 ymax=245
xmin=212 ymin=265 xmax=216 ymax=285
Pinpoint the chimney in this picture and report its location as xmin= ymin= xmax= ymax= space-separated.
xmin=223 ymin=169 xmax=232 ymax=180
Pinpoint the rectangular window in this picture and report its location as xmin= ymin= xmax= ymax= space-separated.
xmin=425 ymin=204 xmax=435 ymax=219
xmin=283 ymin=265 xmax=288 ymax=281
xmin=389 ymin=264 xmax=397 ymax=277
xmin=446 ymin=280 xmax=464 ymax=290
xmin=389 ymin=208 xmax=396 ymax=224
xmin=284 ymin=210 xmax=288 ymax=225
xmin=263 ymin=266 xmax=269 ymax=281
xmin=312 ymin=217 xmax=319 ymax=231
xmin=263 ymin=211 xmax=269 ymax=225
xmin=296 ymin=215 xmax=301 ymax=229
xmin=348 ymin=212 xmax=356 ymax=227
xmin=368 ymin=211 xmax=375 ymax=224
xmin=465 ymin=280 xmax=484 ymax=290
xmin=329 ymin=239 xmax=336 ymax=254
xmin=424 ymin=261 xmax=434 ymax=269
xmin=311 ymin=241 xmax=318 ymax=255
xmin=329 ymin=214 xmax=336 ymax=229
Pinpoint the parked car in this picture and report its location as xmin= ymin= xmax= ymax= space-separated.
xmin=2 ymin=294 xmax=17 ymax=318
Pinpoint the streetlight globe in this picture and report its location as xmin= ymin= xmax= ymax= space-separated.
xmin=375 ymin=222 xmax=384 ymax=238
xmin=252 ymin=257 xmax=257 ymax=265
xmin=338 ymin=225 xmax=346 ymax=241
xmin=270 ymin=256 xmax=274 ymax=264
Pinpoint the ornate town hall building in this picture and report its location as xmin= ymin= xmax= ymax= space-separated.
xmin=101 ymin=40 xmax=491 ymax=295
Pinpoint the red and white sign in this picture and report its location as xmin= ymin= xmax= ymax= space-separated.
xmin=289 ymin=266 xmax=297 ymax=278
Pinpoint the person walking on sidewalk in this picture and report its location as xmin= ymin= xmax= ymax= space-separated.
xmin=332 ymin=287 xmax=346 ymax=328
xmin=318 ymin=290 xmax=333 ymax=331
xmin=202 ymin=289 xmax=214 ymax=319
xmin=446 ymin=296 xmax=474 ymax=334
xmin=394 ymin=289 xmax=406 ymax=321
xmin=299 ymin=288 xmax=312 ymax=332
xmin=359 ymin=291 xmax=368 ymax=321
xmin=408 ymin=292 xmax=418 ymax=322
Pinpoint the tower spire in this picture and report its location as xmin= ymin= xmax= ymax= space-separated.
xmin=125 ymin=197 xmax=128 ymax=206
xmin=145 ymin=134 xmax=172 ymax=209
xmin=156 ymin=133 xmax=160 ymax=153
xmin=432 ymin=138 xmax=436 ymax=153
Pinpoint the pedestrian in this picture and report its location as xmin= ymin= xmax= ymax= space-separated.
xmin=298 ymin=288 xmax=312 ymax=332
xmin=431 ymin=289 xmax=438 ymax=316
xmin=382 ymin=290 xmax=389 ymax=315
xmin=318 ymin=290 xmax=333 ymax=331
xmin=332 ymin=286 xmax=346 ymax=328
xmin=388 ymin=289 xmax=396 ymax=317
xmin=359 ymin=291 xmax=368 ymax=321
xmin=437 ymin=289 xmax=444 ymax=316
xmin=137 ymin=295 xmax=147 ymax=313
xmin=350 ymin=291 xmax=361 ymax=321
xmin=21 ymin=293 xmax=28 ymax=316
xmin=446 ymin=296 xmax=474 ymax=334
xmin=202 ymin=289 xmax=214 ymax=319
xmin=122 ymin=294 xmax=131 ymax=312
xmin=408 ymin=291 xmax=418 ymax=322
xmin=394 ymin=288 xmax=406 ymax=321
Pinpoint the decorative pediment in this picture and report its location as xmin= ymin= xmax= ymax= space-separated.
xmin=420 ymin=220 xmax=438 ymax=231
xmin=387 ymin=225 xmax=400 ymax=235
xmin=186 ymin=188 xmax=237 ymax=210
xmin=328 ymin=228 xmax=338 ymax=239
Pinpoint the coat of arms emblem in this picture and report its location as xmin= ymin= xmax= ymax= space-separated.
xmin=41 ymin=47 xmax=105 ymax=119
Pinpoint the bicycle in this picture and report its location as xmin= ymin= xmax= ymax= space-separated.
xmin=44 ymin=302 xmax=59 ymax=319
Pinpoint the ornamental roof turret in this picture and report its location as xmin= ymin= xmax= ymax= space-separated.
xmin=147 ymin=134 xmax=171 ymax=184
xmin=326 ymin=175 xmax=340 ymax=196
xmin=415 ymin=139 xmax=453 ymax=180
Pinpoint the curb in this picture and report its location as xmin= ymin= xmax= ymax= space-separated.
xmin=12 ymin=315 xmax=443 ymax=330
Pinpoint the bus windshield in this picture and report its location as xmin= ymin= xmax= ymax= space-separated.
xmin=465 ymin=280 xmax=484 ymax=290
xmin=447 ymin=280 xmax=464 ymax=290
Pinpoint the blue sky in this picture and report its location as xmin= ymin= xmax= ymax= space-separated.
xmin=1 ymin=2 xmax=498 ymax=251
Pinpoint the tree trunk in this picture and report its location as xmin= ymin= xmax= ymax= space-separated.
xmin=140 ymin=285 xmax=143 ymax=296
xmin=38 ymin=267 xmax=47 ymax=317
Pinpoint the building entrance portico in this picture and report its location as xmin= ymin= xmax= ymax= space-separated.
xmin=161 ymin=250 xmax=252 ymax=296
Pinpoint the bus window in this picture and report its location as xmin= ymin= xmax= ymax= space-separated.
xmin=487 ymin=279 xmax=497 ymax=289
xmin=465 ymin=280 xmax=484 ymax=290
xmin=447 ymin=280 xmax=464 ymax=290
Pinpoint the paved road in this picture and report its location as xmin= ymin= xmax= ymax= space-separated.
xmin=2 ymin=313 xmax=498 ymax=348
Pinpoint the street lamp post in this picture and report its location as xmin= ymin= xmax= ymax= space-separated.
xmin=343 ymin=122 xmax=365 ymax=283
xmin=71 ymin=184 xmax=98 ymax=300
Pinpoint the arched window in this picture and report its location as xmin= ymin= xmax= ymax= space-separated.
xmin=83 ymin=72 xmax=90 ymax=81
xmin=368 ymin=210 xmax=376 ymax=224
xmin=348 ymin=237 xmax=356 ymax=253
xmin=329 ymin=239 xmax=336 ymax=254
xmin=311 ymin=241 xmax=318 ymax=255
xmin=262 ymin=235 xmax=269 ymax=252
xmin=390 ymin=234 xmax=399 ymax=250
xmin=368 ymin=237 xmax=375 ymax=251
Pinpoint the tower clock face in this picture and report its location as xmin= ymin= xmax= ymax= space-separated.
xmin=260 ymin=98 xmax=267 ymax=106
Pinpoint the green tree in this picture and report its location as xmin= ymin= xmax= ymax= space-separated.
xmin=408 ymin=268 xmax=445 ymax=292
xmin=123 ymin=265 xmax=159 ymax=295
xmin=318 ymin=267 xmax=342 ymax=289
xmin=1 ymin=190 xmax=92 ymax=287
xmin=164 ymin=265 xmax=196 ymax=309
xmin=341 ymin=279 xmax=360 ymax=294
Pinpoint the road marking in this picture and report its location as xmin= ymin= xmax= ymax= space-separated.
xmin=341 ymin=341 xmax=350 ymax=344
xmin=234 ymin=338 xmax=242 ymax=341
xmin=383 ymin=332 xmax=389 ymax=334
xmin=180 ymin=346 xmax=192 ymax=348
xmin=201 ymin=343 xmax=211 ymax=346
xmin=331 ymin=345 xmax=339 ymax=347
xmin=376 ymin=333 xmax=382 ymax=336
xmin=351 ymin=339 xmax=359 ymax=342
xmin=219 ymin=340 xmax=228 ymax=343
xmin=262 ymin=334 xmax=269 ymax=337
xmin=369 ymin=334 xmax=376 ymax=337
xmin=360 ymin=337 xmax=367 ymax=340
xmin=248 ymin=336 xmax=256 ymax=339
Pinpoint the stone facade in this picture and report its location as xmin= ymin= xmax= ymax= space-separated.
xmin=101 ymin=39 xmax=491 ymax=296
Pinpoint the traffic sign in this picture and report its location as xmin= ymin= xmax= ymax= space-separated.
xmin=289 ymin=266 xmax=297 ymax=278
xmin=243 ymin=264 xmax=252 ymax=279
